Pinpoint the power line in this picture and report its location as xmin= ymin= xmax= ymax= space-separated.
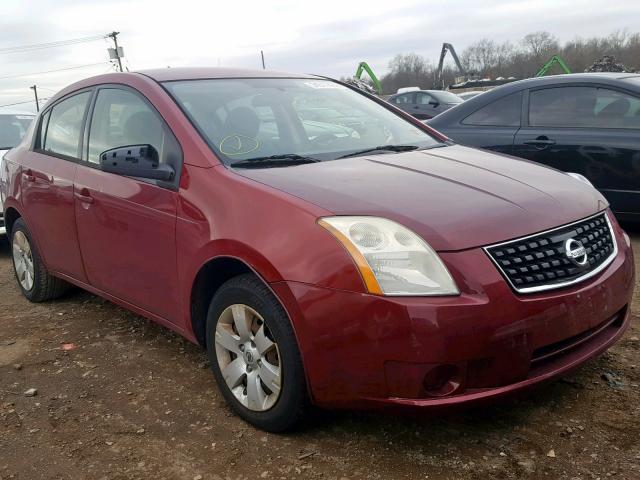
xmin=0 ymin=34 xmax=106 ymax=55
xmin=0 ymin=98 xmax=49 ymax=109
xmin=0 ymin=62 xmax=111 ymax=80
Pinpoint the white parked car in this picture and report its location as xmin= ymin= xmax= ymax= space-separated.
xmin=0 ymin=111 xmax=35 ymax=235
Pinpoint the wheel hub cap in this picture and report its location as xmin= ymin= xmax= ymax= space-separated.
xmin=12 ymin=231 xmax=34 ymax=291
xmin=214 ymin=304 xmax=282 ymax=412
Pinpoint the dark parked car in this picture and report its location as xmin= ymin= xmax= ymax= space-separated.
xmin=387 ymin=89 xmax=463 ymax=119
xmin=1 ymin=68 xmax=635 ymax=432
xmin=428 ymin=73 xmax=640 ymax=222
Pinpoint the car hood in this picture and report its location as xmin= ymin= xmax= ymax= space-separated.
xmin=236 ymin=145 xmax=608 ymax=251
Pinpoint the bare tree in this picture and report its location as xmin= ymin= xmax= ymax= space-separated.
xmin=378 ymin=30 xmax=639 ymax=94
xmin=521 ymin=31 xmax=559 ymax=59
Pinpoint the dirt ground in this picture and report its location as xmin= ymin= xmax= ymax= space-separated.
xmin=0 ymin=229 xmax=638 ymax=480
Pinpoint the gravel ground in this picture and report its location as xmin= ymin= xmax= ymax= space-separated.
xmin=0 ymin=229 xmax=638 ymax=480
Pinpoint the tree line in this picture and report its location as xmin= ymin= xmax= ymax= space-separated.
xmin=377 ymin=30 xmax=640 ymax=94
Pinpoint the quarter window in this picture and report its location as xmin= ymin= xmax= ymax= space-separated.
xmin=462 ymin=92 xmax=522 ymax=127
xmin=529 ymin=86 xmax=640 ymax=129
xmin=88 ymin=88 xmax=166 ymax=164
xmin=43 ymin=92 xmax=91 ymax=158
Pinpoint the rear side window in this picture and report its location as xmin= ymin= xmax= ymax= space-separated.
xmin=416 ymin=92 xmax=434 ymax=105
xmin=462 ymin=92 xmax=522 ymax=127
xmin=529 ymin=86 xmax=640 ymax=129
xmin=43 ymin=92 xmax=91 ymax=158
xmin=393 ymin=93 xmax=414 ymax=104
xmin=87 ymin=88 xmax=166 ymax=164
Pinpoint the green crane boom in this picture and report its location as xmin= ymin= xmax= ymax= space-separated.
xmin=536 ymin=55 xmax=571 ymax=77
xmin=354 ymin=62 xmax=383 ymax=95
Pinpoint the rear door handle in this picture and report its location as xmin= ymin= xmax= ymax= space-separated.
xmin=75 ymin=189 xmax=94 ymax=204
xmin=524 ymin=137 xmax=556 ymax=147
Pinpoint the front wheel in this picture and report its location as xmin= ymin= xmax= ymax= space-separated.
xmin=206 ymin=274 xmax=307 ymax=432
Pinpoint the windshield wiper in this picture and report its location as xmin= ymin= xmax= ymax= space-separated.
xmin=338 ymin=145 xmax=420 ymax=159
xmin=231 ymin=154 xmax=321 ymax=168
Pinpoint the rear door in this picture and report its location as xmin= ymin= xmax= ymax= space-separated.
xmin=513 ymin=85 xmax=640 ymax=216
xmin=74 ymin=85 xmax=183 ymax=323
xmin=20 ymin=90 xmax=93 ymax=282
xmin=441 ymin=91 xmax=522 ymax=155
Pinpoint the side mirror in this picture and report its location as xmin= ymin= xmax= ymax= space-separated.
xmin=100 ymin=145 xmax=175 ymax=182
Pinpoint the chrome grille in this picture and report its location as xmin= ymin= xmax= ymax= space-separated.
xmin=485 ymin=212 xmax=617 ymax=294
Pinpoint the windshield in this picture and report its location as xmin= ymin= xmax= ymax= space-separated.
xmin=432 ymin=91 xmax=463 ymax=104
xmin=0 ymin=114 xmax=34 ymax=150
xmin=164 ymin=78 xmax=442 ymax=166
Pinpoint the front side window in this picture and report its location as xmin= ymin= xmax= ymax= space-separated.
xmin=529 ymin=86 xmax=640 ymax=129
xmin=43 ymin=92 xmax=91 ymax=158
xmin=463 ymin=92 xmax=522 ymax=127
xmin=0 ymin=114 xmax=34 ymax=150
xmin=164 ymin=78 xmax=441 ymax=166
xmin=88 ymin=88 xmax=166 ymax=164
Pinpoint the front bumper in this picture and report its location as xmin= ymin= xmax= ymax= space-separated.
xmin=271 ymin=220 xmax=635 ymax=409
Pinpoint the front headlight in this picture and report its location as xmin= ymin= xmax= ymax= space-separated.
xmin=318 ymin=216 xmax=459 ymax=296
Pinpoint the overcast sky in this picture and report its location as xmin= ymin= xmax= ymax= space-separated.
xmin=1 ymin=0 xmax=639 ymax=112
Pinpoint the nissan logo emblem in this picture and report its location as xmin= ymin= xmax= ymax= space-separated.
xmin=565 ymin=238 xmax=588 ymax=266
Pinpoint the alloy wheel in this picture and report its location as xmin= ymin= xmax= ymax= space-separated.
xmin=214 ymin=304 xmax=282 ymax=412
xmin=12 ymin=231 xmax=34 ymax=291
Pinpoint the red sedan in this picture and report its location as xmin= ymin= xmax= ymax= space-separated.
xmin=1 ymin=68 xmax=635 ymax=432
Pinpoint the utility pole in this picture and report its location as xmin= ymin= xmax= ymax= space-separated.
xmin=261 ymin=50 xmax=266 ymax=70
xmin=30 ymin=85 xmax=39 ymax=112
xmin=107 ymin=31 xmax=123 ymax=72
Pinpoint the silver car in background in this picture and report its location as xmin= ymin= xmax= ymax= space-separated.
xmin=0 ymin=111 xmax=35 ymax=235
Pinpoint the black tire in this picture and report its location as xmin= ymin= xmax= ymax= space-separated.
xmin=206 ymin=274 xmax=308 ymax=432
xmin=10 ymin=218 xmax=70 ymax=302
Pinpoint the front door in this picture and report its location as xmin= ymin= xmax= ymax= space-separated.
xmin=513 ymin=85 xmax=640 ymax=216
xmin=20 ymin=90 xmax=93 ymax=282
xmin=74 ymin=86 xmax=183 ymax=323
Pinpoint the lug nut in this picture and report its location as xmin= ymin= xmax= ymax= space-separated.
xmin=239 ymin=344 xmax=245 ymax=351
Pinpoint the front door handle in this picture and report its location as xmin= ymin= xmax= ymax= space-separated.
xmin=75 ymin=189 xmax=94 ymax=204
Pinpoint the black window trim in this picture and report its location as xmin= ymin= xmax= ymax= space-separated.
xmin=32 ymin=87 xmax=96 ymax=164
xmin=524 ymin=82 xmax=640 ymax=130
xmin=83 ymin=83 xmax=184 ymax=191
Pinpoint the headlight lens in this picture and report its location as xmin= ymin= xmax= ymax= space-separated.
xmin=318 ymin=216 xmax=459 ymax=296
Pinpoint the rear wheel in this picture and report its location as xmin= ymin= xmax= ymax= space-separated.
xmin=206 ymin=274 xmax=307 ymax=432
xmin=11 ymin=218 xmax=69 ymax=302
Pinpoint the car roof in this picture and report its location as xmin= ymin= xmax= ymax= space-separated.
xmin=498 ymin=72 xmax=640 ymax=89
xmin=136 ymin=67 xmax=319 ymax=82
xmin=428 ymin=72 xmax=640 ymax=128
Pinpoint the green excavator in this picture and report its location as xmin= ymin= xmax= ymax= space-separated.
xmin=536 ymin=55 xmax=571 ymax=76
xmin=353 ymin=61 xmax=383 ymax=95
